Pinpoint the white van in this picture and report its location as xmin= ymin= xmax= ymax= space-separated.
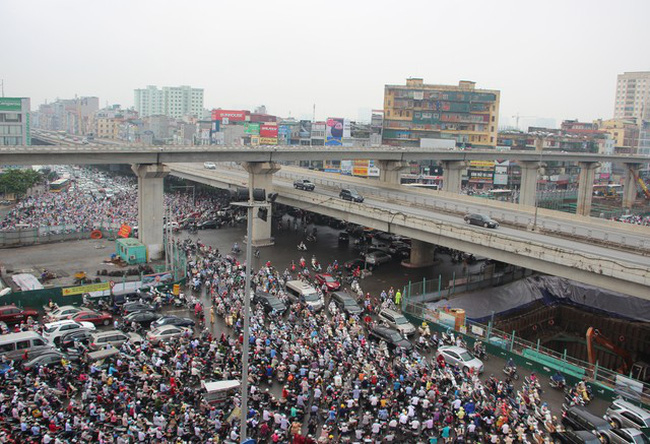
xmin=285 ymin=280 xmax=324 ymax=311
xmin=0 ymin=332 xmax=51 ymax=355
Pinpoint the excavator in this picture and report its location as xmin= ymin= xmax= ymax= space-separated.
xmin=630 ymin=169 xmax=650 ymax=200
xmin=586 ymin=327 xmax=650 ymax=382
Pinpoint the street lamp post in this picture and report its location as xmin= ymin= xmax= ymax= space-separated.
xmin=532 ymin=149 xmax=543 ymax=231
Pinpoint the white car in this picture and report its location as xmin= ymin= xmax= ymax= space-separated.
xmin=146 ymin=325 xmax=191 ymax=344
xmin=436 ymin=345 xmax=484 ymax=373
xmin=42 ymin=320 xmax=96 ymax=344
xmin=203 ymin=162 xmax=216 ymax=170
xmin=45 ymin=305 xmax=83 ymax=322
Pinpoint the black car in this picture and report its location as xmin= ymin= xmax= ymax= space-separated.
xmin=550 ymin=430 xmax=603 ymax=444
xmin=152 ymin=315 xmax=196 ymax=329
xmin=123 ymin=310 xmax=162 ymax=327
xmin=59 ymin=329 xmax=94 ymax=350
xmin=330 ymin=291 xmax=363 ymax=316
xmin=562 ymin=406 xmax=612 ymax=435
xmin=122 ymin=302 xmax=155 ymax=315
xmin=252 ymin=292 xmax=287 ymax=317
xmin=338 ymin=232 xmax=350 ymax=244
xmin=463 ymin=213 xmax=499 ymax=228
xmin=368 ymin=325 xmax=413 ymax=352
xmin=339 ymin=189 xmax=364 ymax=203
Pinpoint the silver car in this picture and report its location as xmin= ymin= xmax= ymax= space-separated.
xmin=605 ymin=398 xmax=650 ymax=430
xmin=601 ymin=428 xmax=650 ymax=444
xmin=436 ymin=345 xmax=484 ymax=373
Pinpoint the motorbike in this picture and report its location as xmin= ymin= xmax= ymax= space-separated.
xmin=549 ymin=376 xmax=566 ymax=390
xmin=297 ymin=243 xmax=308 ymax=251
xmin=503 ymin=365 xmax=519 ymax=380
xmin=311 ymin=256 xmax=322 ymax=272
xmin=306 ymin=234 xmax=317 ymax=242
xmin=231 ymin=244 xmax=241 ymax=254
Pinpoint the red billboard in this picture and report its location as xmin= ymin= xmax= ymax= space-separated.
xmin=211 ymin=109 xmax=249 ymax=122
xmin=260 ymin=123 xmax=278 ymax=138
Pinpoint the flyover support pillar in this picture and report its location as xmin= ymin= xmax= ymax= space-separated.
xmin=132 ymin=164 xmax=170 ymax=260
xmin=517 ymin=161 xmax=541 ymax=207
xmin=403 ymin=239 xmax=435 ymax=268
xmin=576 ymin=162 xmax=600 ymax=216
xmin=376 ymin=160 xmax=410 ymax=185
xmin=242 ymin=162 xmax=281 ymax=247
xmin=441 ymin=161 xmax=467 ymax=194
xmin=623 ymin=163 xmax=641 ymax=209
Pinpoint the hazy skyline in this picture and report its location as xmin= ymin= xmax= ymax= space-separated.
xmin=2 ymin=0 xmax=649 ymax=128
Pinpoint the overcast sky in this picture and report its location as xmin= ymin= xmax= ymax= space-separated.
xmin=2 ymin=0 xmax=649 ymax=128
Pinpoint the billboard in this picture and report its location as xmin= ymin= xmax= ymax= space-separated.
xmin=244 ymin=122 xmax=260 ymax=135
xmin=493 ymin=160 xmax=509 ymax=186
xmin=299 ymin=120 xmax=312 ymax=139
xmin=353 ymin=160 xmax=369 ymax=176
xmin=260 ymin=123 xmax=278 ymax=138
xmin=278 ymin=125 xmax=291 ymax=144
xmin=259 ymin=137 xmax=278 ymax=145
xmin=211 ymin=109 xmax=249 ymax=122
xmin=0 ymin=98 xmax=22 ymax=111
xmin=325 ymin=118 xmax=344 ymax=146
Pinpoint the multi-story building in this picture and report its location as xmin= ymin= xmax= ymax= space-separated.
xmin=614 ymin=72 xmax=650 ymax=122
xmin=0 ymin=97 xmax=30 ymax=145
xmin=593 ymin=119 xmax=640 ymax=154
xmin=134 ymin=85 xmax=203 ymax=118
xmin=383 ymin=78 xmax=500 ymax=148
xmin=34 ymin=97 xmax=99 ymax=135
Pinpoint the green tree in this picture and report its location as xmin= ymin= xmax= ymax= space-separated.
xmin=0 ymin=168 xmax=42 ymax=196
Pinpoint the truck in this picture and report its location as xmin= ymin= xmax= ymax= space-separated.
xmin=293 ymin=179 xmax=315 ymax=191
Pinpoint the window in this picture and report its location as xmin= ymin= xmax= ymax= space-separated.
xmin=16 ymin=340 xmax=30 ymax=350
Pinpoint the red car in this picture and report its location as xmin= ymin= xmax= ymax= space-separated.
xmin=0 ymin=305 xmax=39 ymax=325
xmin=314 ymin=274 xmax=341 ymax=291
xmin=68 ymin=310 xmax=113 ymax=326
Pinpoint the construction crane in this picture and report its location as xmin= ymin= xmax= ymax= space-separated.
xmin=512 ymin=113 xmax=538 ymax=131
xmin=586 ymin=327 xmax=632 ymax=375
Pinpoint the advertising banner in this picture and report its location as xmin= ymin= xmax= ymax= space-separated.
xmin=353 ymin=160 xmax=369 ymax=177
xmin=340 ymin=160 xmax=353 ymax=175
xmin=260 ymin=123 xmax=278 ymax=138
xmin=278 ymin=125 xmax=291 ymax=144
xmin=142 ymin=271 xmax=173 ymax=286
xmin=211 ymin=110 xmax=248 ymax=122
xmin=0 ymin=98 xmax=22 ymax=111
xmin=244 ymin=122 xmax=260 ymax=135
xmin=469 ymin=160 xmax=495 ymax=169
xmin=63 ymin=282 xmax=111 ymax=296
xmin=117 ymin=224 xmax=132 ymax=238
xmin=299 ymin=120 xmax=312 ymax=138
xmin=259 ymin=137 xmax=278 ymax=145
xmin=325 ymin=118 xmax=344 ymax=146
xmin=493 ymin=160 xmax=509 ymax=186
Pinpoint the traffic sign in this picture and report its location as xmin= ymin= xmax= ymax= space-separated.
xmin=109 ymin=280 xmax=115 ymax=288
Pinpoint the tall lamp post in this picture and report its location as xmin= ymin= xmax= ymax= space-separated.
xmin=532 ymin=149 xmax=544 ymax=231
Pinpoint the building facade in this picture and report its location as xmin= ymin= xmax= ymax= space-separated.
xmin=34 ymin=97 xmax=99 ymax=136
xmin=614 ymin=72 xmax=650 ymax=122
xmin=134 ymin=85 xmax=204 ymax=118
xmin=0 ymin=97 xmax=30 ymax=145
xmin=383 ymin=78 xmax=500 ymax=148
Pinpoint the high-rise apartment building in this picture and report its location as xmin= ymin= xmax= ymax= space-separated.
xmin=383 ymin=78 xmax=500 ymax=148
xmin=614 ymin=72 xmax=650 ymax=122
xmin=0 ymin=97 xmax=31 ymax=145
xmin=134 ymin=85 xmax=204 ymax=118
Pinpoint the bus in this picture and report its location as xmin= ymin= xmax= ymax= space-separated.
xmin=487 ymin=189 xmax=513 ymax=201
xmin=403 ymin=183 xmax=439 ymax=191
xmin=50 ymin=178 xmax=71 ymax=193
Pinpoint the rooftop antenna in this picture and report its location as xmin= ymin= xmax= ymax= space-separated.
xmin=312 ymin=103 xmax=316 ymax=122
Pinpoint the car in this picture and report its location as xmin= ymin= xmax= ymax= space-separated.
xmin=123 ymin=310 xmax=162 ymax=328
xmin=252 ymin=292 xmax=287 ymax=317
xmin=463 ymin=213 xmax=499 ymax=228
xmin=5 ymin=344 xmax=56 ymax=362
xmin=293 ymin=179 xmax=315 ymax=191
xmin=122 ymin=302 xmax=155 ymax=315
xmin=344 ymin=258 xmax=366 ymax=272
xmin=151 ymin=315 xmax=196 ymax=329
xmin=89 ymin=330 xmax=143 ymax=351
xmin=45 ymin=305 xmax=83 ymax=322
xmin=68 ymin=310 xmax=113 ymax=327
xmin=436 ymin=345 xmax=484 ymax=373
xmin=338 ymin=232 xmax=350 ymax=244
xmin=0 ymin=305 xmax=39 ymax=325
xmin=146 ymin=326 xmax=192 ymax=344
xmin=602 ymin=428 xmax=650 ymax=444
xmin=605 ymin=398 xmax=650 ymax=430
xmin=562 ymin=406 xmax=612 ymax=435
xmin=339 ymin=189 xmax=364 ymax=203
xmin=377 ymin=309 xmax=417 ymax=336
xmin=22 ymin=351 xmax=74 ymax=371
xmin=364 ymin=251 xmax=393 ymax=269
xmin=550 ymin=430 xmax=605 ymax=444
xmin=329 ymin=291 xmax=363 ymax=316
xmin=59 ymin=330 xmax=94 ymax=350
xmin=367 ymin=325 xmax=413 ymax=352
xmin=314 ymin=274 xmax=341 ymax=292
xmin=388 ymin=241 xmax=411 ymax=256
xmin=203 ymin=162 xmax=216 ymax=169
xmin=197 ymin=220 xmax=219 ymax=230
xmin=42 ymin=320 xmax=96 ymax=344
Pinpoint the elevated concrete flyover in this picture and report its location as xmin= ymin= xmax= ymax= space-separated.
xmin=275 ymin=189 xmax=650 ymax=301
